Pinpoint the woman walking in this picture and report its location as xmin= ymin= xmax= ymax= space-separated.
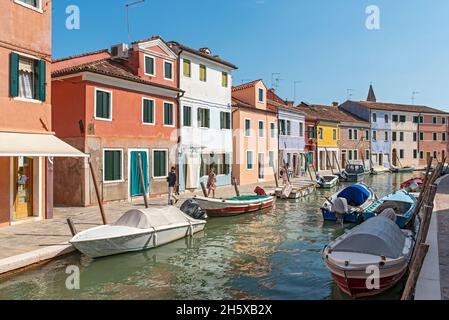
xmin=207 ymin=168 xmax=217 ymax=198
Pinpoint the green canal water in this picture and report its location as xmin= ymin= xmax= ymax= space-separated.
xmin=0 ymin=173 xmax=417 ymax=300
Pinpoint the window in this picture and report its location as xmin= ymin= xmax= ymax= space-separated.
xmin=183 ymin=106 xmax=192 ymax=127
xmin=413 ymin=149 xmax=418 ymax=159
xmin=443 ymin=117 xmax=447 ymax=125
xmin=95 ymin=89 xmax=112 ymax=120
xmin=279 ymin=119 xmax=286 ymax=135
xmin=413 ymin=116 xmax=419 ymax=123
xmin=420 ymin=151 xmax=424 ymax=160
xmin=372 ymin=130 xmax=377 ymax=141
xmin=144 ymin=55 xmax=155 ymax=76
xmin=392 ymin=115 xmax=398 ymax=122
xmin=270 ymin=123 xmax=276 ymax=138
xmin=419 ymin=116 xmax=424 ymax=123
xmin=199 ymin=64 xmax=207 ymax=81
xmin=372 ymin=113 xmax=377 ymax=122
xmin=200 ymin=153 xmax=230 ymax=176
xmin=269 ymin=151 xmax=275 ymax=168
xmin=333 ymin=129 xmax=337 ymax=140
xmin=104 ymin=149 xmax=122 ymax=182
xmin=420 ymin=132 xmax=424 ymax=141
xmin=348 ymin=150 xmax=353 ymax=161
xmin=153 ymin=150 xmax=168 ymax=178
xmin=384 ymin=114 xmax=389 ymax=123
xmin=308 ymin=126 xmax=316 ymax=139
xmin=183 ymin=59 xmax=191 ymax=77
xmin=258 ymin=88 xmax=264 ymax=102
xmin=443 ymin=132 xmax=447 ymax=141
xmin=197 ymin=108 xmax=210 ymax=128
xmin=10 ymin=53 xmax=46 ymax=101
xmin=413 ymin=132 xmax=417 ymax=142
xmin=142 ymin=98 xmax=154 ymax=124
xmin=220 ymin=112 xmax=231 ymax=129
xmin=433 ymin=116 xmax=438 ymax=124
xmin=365 ymin=130 xmax=370 ymax=140
xmin=384 ymin=131 xmax=388 ymax=141
xmin=245 ymin=119 xmax=251 ymax=136
xmin=163 ymin=102 xmax=174 ymax=126
xmin=286 ymin=120 xmax=291 ymax=136
xmin=392 ymin=132 xmax=397 ymax=141
xmin=354 ymin=129 xmax=358 ymax=140
xmin=365 ymin=150 xmax=370 ymax=161
xmin=318 ymin=128 xmax=323 ymax=139
xmin=434 ymin=151 xmax=438 ymax=159
xmin=349 ymin=129 xmax=353 ymax=140
xmin=400 ymin=132 xmax=404 ymax=141
xmin=222 ymin=72 xmax=228 ymax=87
xmin=400 ymin=149 xmax=404 ymax=159
xmin=299 ymin=122 xmax=304 ymax=137
xmin=15 ymin=0 xmax=41 ymax=10
xmin=164 ymin=61 xmax=173 ymax=80
xmin=258 ymin=121 xmax=264 ymax=138
xmin=433 ymin=132 xmax=438 ymax=141
xmin=400 ymin=115 xmax=406 ymax=122
xmin=246 ymin=151 xmax=254 ymax=170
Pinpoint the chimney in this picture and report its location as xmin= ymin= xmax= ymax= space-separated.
xmin=199 ymin=47 xmax=212 ymax=55
xmin=332 ymin=102 xmax=339 ymax=107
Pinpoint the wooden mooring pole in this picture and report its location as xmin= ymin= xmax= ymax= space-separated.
xmin=67 ymin=217 xmax=78 ymax=236
xmin=272 ymin=162 xmax=279 ymax=188
xmin=401 ymin=243 xmax=430 ymax=300
xmin=137 ymin=154 xmax=149 ymax=209
xmin=200 ymin=181 xmax=208 ymax=197
xmin=232 ymin=175 xmax=240 ymax=197
xmin=88 ymin=159 xmax=108 ymax=225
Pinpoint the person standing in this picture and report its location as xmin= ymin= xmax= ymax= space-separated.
xmin=207 ymin=168 xmax=217 ymax=198
xmin=167 ymin=167 xmax=179 ymax=205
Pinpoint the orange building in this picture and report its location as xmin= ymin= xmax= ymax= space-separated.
xmin=231 ymin=80 xmax=278 ymax=185
xmin=0 ymin=1 xmax=85 ymax=227
xmin=51 ymin=37 xmax=182 ymax=206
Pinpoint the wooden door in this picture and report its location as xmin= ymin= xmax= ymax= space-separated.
xmin=13 ymin=157 xmax=33 ymax=220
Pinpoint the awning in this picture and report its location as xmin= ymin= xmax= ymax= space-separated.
xmin=0 ymin=132 xmax=88 ymax=157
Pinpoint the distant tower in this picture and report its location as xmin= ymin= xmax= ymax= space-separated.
xmin=367 ymin=84 xmax=377 ymax=102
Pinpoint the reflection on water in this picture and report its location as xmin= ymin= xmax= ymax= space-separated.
xmin=0 ymin=173 xmax=417 ymax=300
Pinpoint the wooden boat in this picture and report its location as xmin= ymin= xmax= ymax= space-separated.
xmin=316 ymin=174 xmax=339 ymax=189
xmin=391 ymin=165 xmax=416 ymax=173
xmin=323 ymin=216 xmax=414 ymax=298
xmin=274 ymin=181 xmax=317 ymax=199
xmin=400 ymin=177 xmax=423 ymax=192
xmin=321 ymin=183 xmax=377 ymax=223
xmin=340 ymin=164 xmax=369 ymax=182
xmin=194 ymin=195 xmax=274 ymax=217
xmin=362 ymin=190 xmax=417 ymax=228
xmin=70 ymin=206 xmax=206 ymax=258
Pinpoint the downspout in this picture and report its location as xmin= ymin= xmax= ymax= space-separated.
xmin=176 ymin=47 xmax=185 ymax=192
xmin=417 ymin=112 xmax=421 ymax=165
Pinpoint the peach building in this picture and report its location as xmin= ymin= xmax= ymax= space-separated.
xmin=0 ymin=0 xmax=85 ymax=227
xmin=51 ymin=37 xmax=182 ymax=206
xmin=231 ymin=80 xmax=278 ymax=185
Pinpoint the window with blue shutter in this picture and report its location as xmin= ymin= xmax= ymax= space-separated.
xmin=10 ymin=53 xmax=19 ymax=97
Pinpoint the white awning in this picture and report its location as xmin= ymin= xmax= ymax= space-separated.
xmin=0 ymin=132 xmax=88 ymax=158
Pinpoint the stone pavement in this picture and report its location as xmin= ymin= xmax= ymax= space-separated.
xmin=0 ymin=178 xmax=306 ymax=275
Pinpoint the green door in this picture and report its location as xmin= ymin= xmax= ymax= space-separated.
xmin=130 ymin=151 xmax=149 ymax=197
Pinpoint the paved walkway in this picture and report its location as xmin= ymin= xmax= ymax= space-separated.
xmin=0 ymin=178 xmax=312 ymax=275
xmin=415 ymin=174 xmax=449 ymax=300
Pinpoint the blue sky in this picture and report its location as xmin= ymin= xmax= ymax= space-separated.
xmin=53 ymin=0 xmax=449 ymax=110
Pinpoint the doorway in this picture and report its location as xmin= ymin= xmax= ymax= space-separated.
xmin=129 ymin=150 xmax=149 ymax=197
xmin=379 ymin=153 xmax=383 ymax=166
xmin=392 ymin=149 xmax=398 ymax=166
xmin=258 ymin=153 xmax=265 ymax=180
xmin=13 ymin=157 xmax=33 ymax=221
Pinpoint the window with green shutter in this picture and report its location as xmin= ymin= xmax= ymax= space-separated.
xmin=245 ymin=119 xmax=251 ymax=136
xmin=163 ymin=102 xmax=174 ymax=126
xmin=279 ymin=120 xmax=286 ymax=135
xmin=198 ymin=108 xmax=210 ymax=128
xmin=183 ymin=106 xmax=192 ymax=127
xmin=420 ymin=132 xmax=424 ymax=140
xmin=145 ymin=56 xmax=155 ymax=75
xmin=247 ymin=151 xmax=253 ymax=170
xmin=95 ymin=89 xmax=111 ymax=120
xmin=220 ymin=112 xmax=231 ymax=129
xmin=153 ymin=150 xmax=167 ymax=178
xmin=10 ymin=52 xmax=19 ymax=97
xmin=270 ymin=123 xmax=276 ymax=138
xmin=142 ymin=99 xmax=154 ymax=124
xmin=104 ymin=150 xmax=122 ymax=182
xmin=259 ymin=121 xmax=264 ymax=137
xmin=164 ymin=61 xmax=173 ymax=80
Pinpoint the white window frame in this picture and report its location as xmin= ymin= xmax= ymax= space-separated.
xmin=144 ymin=54 xmax=156 ymax=77
xmin=163 ymin=101 xmax=175 ymax=127
xmin=142 ymin=97 xmax=155 ymax=125
xmin=258 ymin=120 xmax=265 ymax=138
xmin=94 ymin=88 xmax=113 ymax=121
xmin=270 ymin=122 xmax=276 ymax=138
xmin=103 ymin=148 xmax=124 ymax=184
xmin=197 ymin=107 xmax=210 ymax=129
xmin=246 ymin=150 xmax=254 ymax=170
xmin=354 ymin=129 xmax=358 ymax=141
xmin=299 ymin=122 xmax=304 ymax=137
xmin=163 ymin=60 xmax=174 ymax=81
xmin=14 ymin=0 xmax=43 ymax=13
xmin=244 ymin=118 xmax=251 ymax=137
xmin=258 ymin=88 xmax=264 ymax=102
xmin=268 ymin=150 xmax=275 ymax=168
xmin=152 ymin=148 xmax=169 ymax=179
xmin=372 ymin=130 xmax=377 ymax=141
xmin=127 ymin=148 xmax=150 ymax=198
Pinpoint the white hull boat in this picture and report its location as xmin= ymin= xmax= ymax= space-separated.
xmin=70 ymin=206 xmax=206 ymax=258
xmin=317 ymin=175 xmax=339 ymax=189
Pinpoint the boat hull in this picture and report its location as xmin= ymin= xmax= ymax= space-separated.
xmin=321 ymin=208 xmax=361 ymax=223
xmin=194 ymin=196 xmax=274 ymax=217
xmin=274 ymin=184 xmax=316 ymax=199
xmin=71 ymin=223 xmax=206 ymax=258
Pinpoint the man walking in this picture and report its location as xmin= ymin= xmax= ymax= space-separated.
xmin=167 ymin=167 xmax=179 ymax=205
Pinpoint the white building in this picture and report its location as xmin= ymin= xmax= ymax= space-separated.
xmin=168 ymin=42 xmax=237 ymax=191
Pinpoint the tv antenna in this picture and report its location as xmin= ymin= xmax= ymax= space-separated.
xmin=293 ymin=81 xmax=303 ymax=104
xmin=126 ymin=0 xmax=145 ymax=44
xmin=412 ymin=91 xmax=420 ymax=105
xmin=347 ymin=89 xmax=355 ymax=100
xmin=271 ymin=73 xmax=281 ymax=90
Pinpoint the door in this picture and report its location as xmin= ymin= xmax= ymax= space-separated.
xmin=130 ymin=151 xmax=149 ymax=197
xmin=13 ymin=157 xmax=33 ymax=220
xmin=293 ymin=154 xmax=298 ymax=176
xmin=341 ymin=151 xmax=347 ymax=168
xmin=258 ymin=153 xmax=265 ymax=180
xmin=379 ymin=153 xmax=383 ymax=166
xmin=392 ymin=149 xmax=398 ymax=166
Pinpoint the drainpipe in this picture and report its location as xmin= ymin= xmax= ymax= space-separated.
xmin=175 ymin=47 xmax=185 ymax=192
xmin=417 ymin=112 xmax=421 ymax=166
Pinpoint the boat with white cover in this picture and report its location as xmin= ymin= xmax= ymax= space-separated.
xmin=323 ymin=215 xmax=414 ymax=298
xmin=70 ymin=206 xmax=206 ymax=258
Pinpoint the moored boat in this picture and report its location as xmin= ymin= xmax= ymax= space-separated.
xmin=316 ymin=174 xmax=339 ymax=189
xmin=362 ymin=189 xmax=417 ymax=228
xmin=340 ymin=164 xmax=369 ymax=182
xmin=323 ymin=216 xmax=414 ymax=298
xmin=274 ymin=181 xmax=317 ymax=199
xmin=400 ymin=177 xmax=423 ymax=192
xmin=70 ymin=206 xmax=206 ymax=258
xmin=194 ymin=194 xmax=274 ymax=217
xmin=370 ymin=166 xmax=391 ymax=175
xmin=321 ymin=183 xmax=377 ymax=223
xmin=391 ymin=165 xmax=416 ymax=173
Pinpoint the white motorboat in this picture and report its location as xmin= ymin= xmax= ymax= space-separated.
xmin=70 ymin=206 xmax=206 ymax=258
xmin=316 ymin=174 xmax=339 ymax=188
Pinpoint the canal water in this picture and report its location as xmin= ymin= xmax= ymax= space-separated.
xmin=0 ymin=173 xmax=416 ymax=300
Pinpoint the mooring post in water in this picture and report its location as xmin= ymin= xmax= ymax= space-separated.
xmin=137 ymin=154 xmax=149 ymax=209
xmin=272 ymin=162 xmax=279 ymax=188
xmin=67 ymin=217 xmax=78 ymax=236
xmin=200 ymin=181 xmax=208 ymax=197
xmin=232 ymin=175 xmax=240 ymax=197
xmin=88 ymin=158 xmax=108 ymax=225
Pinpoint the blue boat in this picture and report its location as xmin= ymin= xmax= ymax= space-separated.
xmin=321 ymin=183 xmax=377 ymax=223
xmin=362 ymin=190 xmax=417 ymax=228
xmin=339 ymin=164 xmax=369 ymax=182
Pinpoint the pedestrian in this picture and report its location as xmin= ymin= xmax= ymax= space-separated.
xmin=281 ymin=169 xmax=288 ymax=185
xmin=207 ymin=168 xmax=217 ymax=198
xmin=167 ymin=167 xmax=179 ymax=205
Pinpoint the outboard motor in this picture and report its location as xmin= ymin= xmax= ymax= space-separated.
xmin=332 ymin=197 xmax=348 ymax=222
xmin=379 ymin=208 xmax=397 ymax=223
xmin=316 ymin=173 xmax=325 ymax=186
xmin=180 ymin=199 xmax=208 ymax=220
